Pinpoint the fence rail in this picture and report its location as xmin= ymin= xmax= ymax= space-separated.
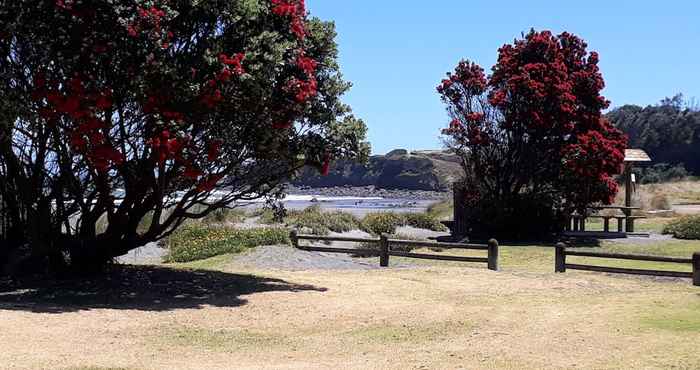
xmin=555 ymin=243 xmax=700 ymax=286
xmin=290 ymin=230 xmax=499 ymax=271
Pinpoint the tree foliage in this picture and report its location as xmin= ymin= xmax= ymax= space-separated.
xmin=0 ymin=0 xmax=368 ymax=274
xmin=438 ymin=30 xmax=627 ymax=239
xmin=607 ymin=94 xmax=700 ymax=175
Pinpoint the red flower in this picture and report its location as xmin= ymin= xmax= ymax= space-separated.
xmin=321 ymin=152 xmax=331 ymax=176
xmin=296 ymin=53 xmax=317 ymax=76
xmin=183 ymin=166 xmax=203 ymax=180
xmin=207 ymin=139 xmax=223 ymax=161
xmin=95 ymin=92 xmax=112 ymax=110
xmin=273 ymin=121 xmax=292 ymax=129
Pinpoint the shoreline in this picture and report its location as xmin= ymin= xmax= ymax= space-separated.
xmin=285 ymin=185 xmax=448 ymax=201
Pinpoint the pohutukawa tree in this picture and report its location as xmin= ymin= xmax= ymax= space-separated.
xmin=438 ymin=30 xmax=627 ymax=239
xmin=0 ymin=0 xmax=368 ymax=274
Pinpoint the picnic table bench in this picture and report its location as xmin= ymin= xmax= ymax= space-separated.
xmin=566 ymin=205 xmax=646 ymax=233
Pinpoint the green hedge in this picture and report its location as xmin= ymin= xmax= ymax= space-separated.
xmin=165 ymin=225 xmax=289 ymax=262
xmin=662 ymin=216 xmax=700 ymax=240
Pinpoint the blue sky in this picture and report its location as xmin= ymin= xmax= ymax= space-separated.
xmin=306 ymin=0 xmax=700 ymax=155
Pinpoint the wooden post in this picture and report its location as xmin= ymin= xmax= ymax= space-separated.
xmin=580 ymin=217 xmax=586 ymax=232
xmin=624 ymin=163 xmax=634 ymax=233
xmin=379 ymin=234 xmax=389 ymax=267
xmin=603 ymin=217 xmax=610 ymax=233
xmin=555 ymin=243 xmax=566 ymax=273
xmin=693 ymin=252 xmax=700 ymax=287
xmin=487 ymin=239 xmax=499 ymax=271
xmin=290 ymin=229 xmax=299 ymax=249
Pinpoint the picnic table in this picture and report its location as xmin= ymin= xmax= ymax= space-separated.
xmin=567 ymin=205 xmax=645 ymax=233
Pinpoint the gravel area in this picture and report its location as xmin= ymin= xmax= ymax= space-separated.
xmin=604 ymin=233 xmax=674 ymax=245
xmin=232 ymin=245 xmax=399 ymax=271
xmin=116 ymin=242 xmax=168 ymax=265
xmin=233 ymin=229 xmax=418 ymax=271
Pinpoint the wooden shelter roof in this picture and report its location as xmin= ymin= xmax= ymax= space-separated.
xmin=624 ymin=149 xmax=651 ymax=163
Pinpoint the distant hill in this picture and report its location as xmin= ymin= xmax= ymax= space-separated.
xmin=293 ymin=149 xmax=463 ymax=191
xmin=607 ymin=94 xmax=700 ymax=175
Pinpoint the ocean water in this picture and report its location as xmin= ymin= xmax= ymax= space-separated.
xmin=240 ymin=194 xmax=437 ymax=216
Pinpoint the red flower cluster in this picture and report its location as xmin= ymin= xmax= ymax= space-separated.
xmin=219 ymin=53 xmax=245 ymax=75
xmin=283 ymin=50 xmax=319 ymax=105
xmin=127 ymin=5 xmax=167 ymax=39
xmin=321 ymin=152 xmax=331 ymax=176
xmin=296 ymin=53 xmax=317 ymax=76
xmin=287 ymin=77 xmax=317 ymax=103
xmin=199 ymin=88 xmax=223 ymax=109
xmin=32 ymin=74 xmax=124 ymax=172
xmin=271 ymin=0 xmax=307 ymax=40
xmin=436 ymin=60 xmax=486 ymax=103
xmin=148 ymin=129 xmax=185 ymax=164
xmin=207 ymin=139 xmax=223 ymax=161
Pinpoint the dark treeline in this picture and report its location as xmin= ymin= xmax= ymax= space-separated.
xmin=607 ymin=94 xmax=700 ymax=175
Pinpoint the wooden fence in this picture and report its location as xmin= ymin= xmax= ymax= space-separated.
xmin=290 ymin=230 xmax=499 ymax=271
xmin=555 ymin=243 xmax=700 ymax=286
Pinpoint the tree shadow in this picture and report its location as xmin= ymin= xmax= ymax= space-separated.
xmin=0 ymin=265 xmax=327 ymax=314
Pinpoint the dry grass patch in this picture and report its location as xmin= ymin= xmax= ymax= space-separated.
xmin=159 ymin=326 xmax=287 ymax=351
xmin=349 ymin=319 xmax=472 ymax=344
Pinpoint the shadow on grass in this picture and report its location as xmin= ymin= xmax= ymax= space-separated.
xmin=0 ymin=265 xmax=326 ymax=314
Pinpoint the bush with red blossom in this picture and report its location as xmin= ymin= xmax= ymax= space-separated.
xmin=438 ymin=30 xmax=627 ymax=240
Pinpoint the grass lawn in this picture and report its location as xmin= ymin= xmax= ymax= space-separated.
xmin=1 ymin=236 xmax=699 ymax=370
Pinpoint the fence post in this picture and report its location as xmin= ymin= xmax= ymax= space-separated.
xmin=693 ymin=252 xmax=700 ymax=287
xmin=379 ymin=234 xmax=389 ymax=267
xmin=290 ymin=229 xmax=298 ymax=249
xmin=555 ymin=242 xmax=566 ymax=273
xmin=487 ymin=239 xmax=499 ymax=271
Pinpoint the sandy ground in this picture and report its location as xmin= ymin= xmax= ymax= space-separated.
xmin=1 ymin=253 xmax=699 ymax=370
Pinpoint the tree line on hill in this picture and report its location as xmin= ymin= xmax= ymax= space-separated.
xmin=607 ymin=94 xmax=700 ymax=177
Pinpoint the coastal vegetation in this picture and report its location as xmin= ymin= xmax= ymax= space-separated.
xmin=164 ymin=225 xmax=289 ymax=263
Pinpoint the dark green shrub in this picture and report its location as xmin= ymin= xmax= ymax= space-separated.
xmin=662 ymin=216 xmax=700 ymax=240
xmin=640 ymin=163 xmax=689 ymax=184
xmin=403 ymin=212 xmax=448 ymax=232
xmin=165 ymin=225 xmax=289 ymax=262
xmin=360 ymin=212 xmax=405 ymax=235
